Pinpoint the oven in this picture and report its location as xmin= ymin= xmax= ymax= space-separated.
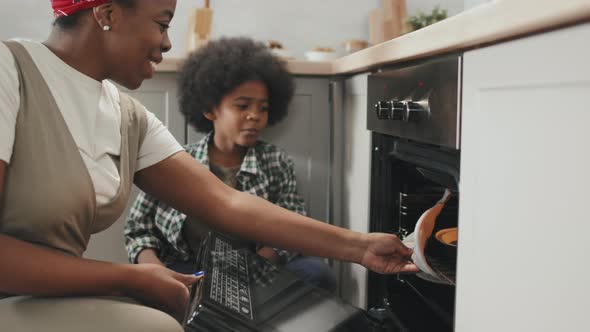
xmin=365 ymin=55 xmax=462 ymax=332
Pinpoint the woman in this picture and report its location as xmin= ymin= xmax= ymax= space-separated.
xmin=125 ymin=37 xmax=336 ymax=292
xmin=0 ymin=1 xmax=418 ymax=331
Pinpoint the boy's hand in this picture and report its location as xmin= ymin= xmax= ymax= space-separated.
xmin=256 ymin=246 xmax=280 ymax=265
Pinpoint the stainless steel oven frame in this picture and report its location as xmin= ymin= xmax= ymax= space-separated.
xmin=366 ymin=54 xmax=462 ymax=332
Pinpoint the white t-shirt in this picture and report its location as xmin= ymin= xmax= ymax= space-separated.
xmin=0 ymin=40 xmax=183 ymax=204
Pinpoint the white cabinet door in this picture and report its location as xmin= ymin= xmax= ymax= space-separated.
xmin=457 ymin=23 xmax=590 ymax=332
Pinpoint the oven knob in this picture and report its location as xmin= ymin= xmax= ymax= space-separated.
xmin=374 ymin=101 xmax=390 ymax=119
xmin=404 ymin=100 xmax=430 ymax=122
xmin=389 ymin=100 xmax=405 ymax=120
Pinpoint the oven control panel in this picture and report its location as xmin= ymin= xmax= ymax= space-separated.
xmin=374 ymin=99 xmax=430 ymax=122
xmin=367 ymin=55 xmax=461 ymax=150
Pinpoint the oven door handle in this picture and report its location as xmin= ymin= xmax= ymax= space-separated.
xmin=389 ymin=140 xmax=459 ymax=191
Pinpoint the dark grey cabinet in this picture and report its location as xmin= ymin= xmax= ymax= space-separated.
xmin=84 ymin=74 xmax=332 ymax=264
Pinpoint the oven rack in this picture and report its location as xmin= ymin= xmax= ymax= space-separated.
xmin=425 ymin=254 xmax=456 ymax=285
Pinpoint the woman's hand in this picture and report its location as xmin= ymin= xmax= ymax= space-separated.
xmin=359 ymin=233 xmax=420 ymax=274
xmin=123 ymin=264 xmax=202 ymax=322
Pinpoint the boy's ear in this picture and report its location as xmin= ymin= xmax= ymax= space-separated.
xmin=203 ymin=111 xmax=216 ymax=121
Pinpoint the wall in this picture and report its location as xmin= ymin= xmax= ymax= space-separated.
xmin=0 ymin=0 xmax=463 ymax=59
xmin=463 ymin=0 xmax=492 ymax=10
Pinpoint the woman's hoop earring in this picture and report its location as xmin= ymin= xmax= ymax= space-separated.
xmin=103 ymin=25 xmax=111 ymax=31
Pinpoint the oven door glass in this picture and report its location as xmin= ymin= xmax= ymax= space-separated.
xmin=368 ymin=132 xmax=459 ymax=332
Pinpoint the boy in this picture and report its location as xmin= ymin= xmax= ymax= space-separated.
xmin=124 ymin=37 xmax=336 ymax=292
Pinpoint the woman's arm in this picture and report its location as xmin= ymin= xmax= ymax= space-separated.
xmin=0 ymin=161 xmax=127 ymax=297
xmin=0 ymin=161 xmax=199 ymax=320
xmin=135 ymin=152 xmax=419 ymax=274
xmin=0 ymin=232 xmax=131 ymax=297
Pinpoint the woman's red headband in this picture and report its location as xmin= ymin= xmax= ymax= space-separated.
xmin=51 ymin=0 xmax=111 ymax=18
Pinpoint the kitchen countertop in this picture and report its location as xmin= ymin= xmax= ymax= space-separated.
xmin=156 ymin=58 xmax=333 ymax=76
xmin=158 ymin=0 xmax=590 ymax=76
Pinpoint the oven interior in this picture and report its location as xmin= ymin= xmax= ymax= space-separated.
xmin=368 ymin=132 xmax=460 ymax=332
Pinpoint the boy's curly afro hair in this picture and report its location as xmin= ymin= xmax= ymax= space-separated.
xmin=178 ymin=37 xmax=295 ymax=133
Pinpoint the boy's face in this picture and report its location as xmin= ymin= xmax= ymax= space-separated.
xmin=206 ymin=80 xmax=269 ymax=148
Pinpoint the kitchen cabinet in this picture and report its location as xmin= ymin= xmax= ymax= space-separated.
xmin=187 ymin=77 xmax=332 ymax=222
xmin=84 ymin=73 xmax=184 ymax=264
xmin=457 ymin=22 xmax=590 ymax=332
xmin=123 ymin=72 xmax=186 ymax=142
xmin=84 ymin=75 xmax=333 ymax=264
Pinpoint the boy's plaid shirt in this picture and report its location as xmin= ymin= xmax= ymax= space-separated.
xmin=124 ymin=132 xmax=307 ymax=265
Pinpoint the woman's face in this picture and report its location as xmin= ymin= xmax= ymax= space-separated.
xmin=207 ymin=80 xmax=270 ymax=149
xmin=105 ymin=0 xmax=176 ymax=89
